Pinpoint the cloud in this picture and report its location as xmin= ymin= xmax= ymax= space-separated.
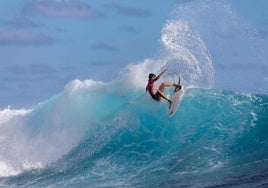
xmin=0 ymin=29 xmax=54 ymax=46
xmin=104 ymin=3 xmax=151 ymax=17
xmin=22 ymin=0 xmax=96 ymax=19
xmin=0 ymin=17 xmax=40 ymax=28
xmin=6 ymin=64 xmax=58 ymax=75
xmin=119 ymin=25 xmax=140 ymax=34
xmin=90 ymin=42 xmax=118 ymax=51
xmin=0 ymin=17 xmax=55 ymax=46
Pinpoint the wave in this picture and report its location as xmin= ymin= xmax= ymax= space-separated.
xmin=0 ymin=86 xmax=267 ymax=187
xmin=0 ymin=16 xmax=215 ymax=177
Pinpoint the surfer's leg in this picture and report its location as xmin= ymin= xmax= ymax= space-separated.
xmin=156 ymin=90 xmax=172 ymax=104
xmin=158 ymin=82 xmax=181 ymax=104
xmin=159 ymin=82 xmax=181 ymax=92
xmin=158 ymin=82 xmax=174 ymax=104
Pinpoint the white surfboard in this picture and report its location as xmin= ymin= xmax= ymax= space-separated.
xmin=168 ymin=87 xmax=184 ymax=117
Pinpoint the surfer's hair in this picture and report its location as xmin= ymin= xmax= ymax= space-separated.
xmin=149 ymin=73 xmax=156 ymax=79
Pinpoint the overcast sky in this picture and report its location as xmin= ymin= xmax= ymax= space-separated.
xmin=0 ymin=0 xmax=268 ymax=108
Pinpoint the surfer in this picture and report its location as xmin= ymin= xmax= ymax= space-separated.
xmin=146 ymin=69 xmax=181 ymax=105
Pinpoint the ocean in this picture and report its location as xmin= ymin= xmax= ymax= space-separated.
xmin=0 ymin=85 xmax=267 ymax=187
xmin=0 ymin=0 xmax=268 ymax=187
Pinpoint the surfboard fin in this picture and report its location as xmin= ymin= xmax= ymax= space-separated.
xmin=174 ymin=76 xmax=181 ymax=92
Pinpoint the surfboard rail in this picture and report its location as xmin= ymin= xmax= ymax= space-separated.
xmin=168 ymin=88 xmax=184 ymax=117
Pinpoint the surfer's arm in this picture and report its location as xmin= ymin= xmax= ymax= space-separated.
xmin=154 ymin=69 xmax=167 ymax=81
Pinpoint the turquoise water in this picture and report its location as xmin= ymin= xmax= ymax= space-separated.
xmin=0 ymin=85 xmax=267 ymax=187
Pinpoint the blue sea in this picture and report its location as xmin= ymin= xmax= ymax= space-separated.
xmin=0 ymin=1 xmax=268 ymax=187
xmin=0 ymin=85 xmax=267 ymax=187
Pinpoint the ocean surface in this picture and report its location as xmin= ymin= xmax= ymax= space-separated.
xmin=1 ymin=0 xmax=268 ymax=187
xmin=0 ymin=85 xmax=267 ymax=187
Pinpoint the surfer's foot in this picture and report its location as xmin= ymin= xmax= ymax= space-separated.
xmin=168 ymin=100 xmax=172 ymax=108
xmin=174 ymin=84 xmax=182 ymax=92
xmin=173 ymin=83 xmax=181 ymax=88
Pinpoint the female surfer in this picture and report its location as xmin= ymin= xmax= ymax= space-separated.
xmin=146 ymin=69 xmax=181 ymax=105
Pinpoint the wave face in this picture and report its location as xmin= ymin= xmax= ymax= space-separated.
xmin=0 ymin=85 xmax=268 ymax=187
xmin=0 ymin=0 xmax=268 ymax=187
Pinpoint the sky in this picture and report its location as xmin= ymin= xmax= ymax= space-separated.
xmin=0 ymin=0 xmax=268 ymax=108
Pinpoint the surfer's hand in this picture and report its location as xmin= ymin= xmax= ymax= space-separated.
xmin=161 ymin=69 xmax=167 ymax=76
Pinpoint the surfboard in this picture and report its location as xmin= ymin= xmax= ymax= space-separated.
xmin=168 ymin=86 xmax=184 ymax=117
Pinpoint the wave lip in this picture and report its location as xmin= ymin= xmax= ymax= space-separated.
xmin=0 ymin=107 xmax=31 ymax=125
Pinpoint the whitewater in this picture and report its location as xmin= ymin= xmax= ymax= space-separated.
xmin=0 ymin=1 xmax=268 ymax=187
